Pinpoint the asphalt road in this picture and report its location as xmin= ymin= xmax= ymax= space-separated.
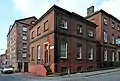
xmin=0 ymin=71 xmax=120 ymax=81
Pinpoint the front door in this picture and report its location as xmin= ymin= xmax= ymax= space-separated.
xmin=24 ymin=62 xmax=28 ymax=72
xmin=44 ymin=43 xmax=49 ymax=65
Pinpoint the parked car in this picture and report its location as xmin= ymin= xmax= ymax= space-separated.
xmin=1 ymin=66 xmax=14 ymax=74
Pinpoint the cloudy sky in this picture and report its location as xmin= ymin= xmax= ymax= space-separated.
xmin=0 ymin=0 xmax=119 ymax=54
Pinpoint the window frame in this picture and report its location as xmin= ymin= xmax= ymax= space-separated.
xmin=61 ymin=19 xmax=68 ymax=29
xmin=88 ymin=47 xmax=93 ymax=60
xmin=37 ymin=26 xmax=41 ymax=36
xmin=31 ymin=31 xmax=34 ymax=39
xmin=22 ymin=53 xmax=27 ymax=58
xmin=37 ymin=45 xmax=41 ymax=60
xmin=88 ymin=30 xmax=94 ymax=37
xmin=23 ymin=27 xmax=27 ymax=32
xmin=111 ymin=22 xmax=115 ymax=29
xmin=112 ymin=34 xmax=115 ymax=44
xmin=104 ymin=18 xmax=108 ymax=25
xmin=22 ymin=35 xmax=27 ymax=40
xmin=104 ymin=49 xmax=107 ymax=61
xmin=60 ymin=42 xmax=68 ymax=59
xmin=23 ymin=43 xmax=27 ymax=48
xmin=104 ymin=31 xmax=107 ymax=43
xmin=112 ymin=51 xmax=115 ymax=61
xmin=44 ymin=20 xmax=49 ymax=32
xmin=77 ymin=44 xmax=82 ymax=59
xmin=77 ymin=24 xmax=82 ymax=34
xmin=31 ymin=47 xmax=35 ymax=61
xmin=118 ymin=25 xmax=120 ymax=31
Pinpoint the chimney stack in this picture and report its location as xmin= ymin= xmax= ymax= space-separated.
xmin=87 ymin=6 xmax=94 ymax=16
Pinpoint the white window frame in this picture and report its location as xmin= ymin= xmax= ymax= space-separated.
xmin=104 ymin=18 xmax=107 ymax=25
xmin=104 ymin=31 xmax=107 ymax=42
xmin=23 ymin=35 xmax=27 ymax=40
xmin=37 ymin=45 xmax=41 ymax=60
xmin=104 ymin=49 xmax=107 ymax=61
xmin=22 ymin=31 xmax=27 ymax=35
xmin=112 ymin=22 xmax=115 ymax=28
xmin=23 ymin=27 xmax=27 ymax=31
xmin=88 ymin=30 xmax=94 ymax=37
xmin=77 ymin=45 xmax=82 ymax=59
xmin=23 ymin=44 xmax=27 ymax=48
xmin=22 ymin=53 xmax=27 ymax=57
xmin=77 ymin=24 xmax=82 ymax=34
xmin=88 ymin=47 xmax=93 ymax=60
xmin=118 ymin=25 xmax=120 ymax=31
xmin=112 ymin=34 xmax=115 ymax=44
xmin=60 ymin=42 xmax=67 ymax=59
xmin=61 ymin=19 xmax=67 ymax=29
xmin=112 ymin=51 xmax=115 ymax=61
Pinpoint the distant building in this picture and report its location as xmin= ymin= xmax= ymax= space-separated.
xmin=0 ymin=53 xmax=7 ymax=67
xmin=86 ymin=6 xmax=120 ymax=68
xmin=7 ymin=16 xmax=37 ymax=72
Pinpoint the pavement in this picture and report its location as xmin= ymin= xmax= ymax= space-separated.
xmin=0 ymin=68 xmax=120 ymax=81
xmin=61 ymin=68 xmax=120 ymax=77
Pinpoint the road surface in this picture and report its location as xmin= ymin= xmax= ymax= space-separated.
xmin=0 ymin=70 xmax=120 ymax=81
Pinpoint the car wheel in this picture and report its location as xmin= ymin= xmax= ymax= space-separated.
xmin=1 ymin=71 xmax=3 ymax=74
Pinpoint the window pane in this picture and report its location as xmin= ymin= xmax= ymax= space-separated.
xmin=37 ymin=27 xmax=40 ymax=35
xmin=88 ymin=30 xmax=94 ymax=37
xmin=104 ymin=49 xmax=107 ymax=61
xmin=77 ymin=45 xmax=82 ymax=59
xmin=44 ymin=21 xmax=48 ymax=31
xmin=31 ymin=31 xmax=34 ymax=39
xmin=22 ymin=53 xmax=27 ymax=57
xmin=37 ymin=45 xmax=40 ymax=59
xmin=112 ymin=34 xmax=114 ymax=44
xmin=118 ymin=25 xmax=120 ymax=30
xmin=112 ymin=51 xmax=115 ymax=61
xmin=23 ymin=36 xmax=27 ymax=40
xmin=61 ymin=19 xmax=67 ymax=29
xmin=77 ymin=24 xmax=82 ymax=34
xmin=60 ymin=42 xmax=67 ymax=58
xmin=104 ymin=31 xmax=107 ymax=42
xmin=88 ymin=47 xmax=93 ymax=60
xmin=23 ymin=43 xmax=27 ymax=48
xmin=31 ymin=47 xmax=35 ymax=60
xmin=23 ymin=27 xmax=27 ymax=31
xmin=104 ymin=18 xmax=107 ymax=25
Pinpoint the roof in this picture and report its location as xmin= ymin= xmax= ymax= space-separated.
xmin=72 ymin=12 xmax=97 ymax=27
xmin=7 ymin=16 xmax=37 ymax=37
xmin=86 ymin=9 xmax=120 ymax=23
xmin=30 ymin=5 xmax=97 ymax=30
xmin=16 ymin=16 xmax=37 ymax=22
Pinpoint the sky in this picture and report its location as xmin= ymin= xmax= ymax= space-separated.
xmin=0 ymin=0 xmax=120 ymax=54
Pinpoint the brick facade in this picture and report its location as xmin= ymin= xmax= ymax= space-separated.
xmin=7 ymin=17 xmax=37 ymax=72
xmin=87 ymin=9 xmax=120 ymax=68
xmin=29 ymin=5 xmax=97 ymax=76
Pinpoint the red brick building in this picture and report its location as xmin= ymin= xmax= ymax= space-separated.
xmin=86 ymin=6 xmax=120 ymax=69
xmin=7 ymin=16 xmax=37 ymax=72
xmin=29 ymin=5 xmax=97 ymax=76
